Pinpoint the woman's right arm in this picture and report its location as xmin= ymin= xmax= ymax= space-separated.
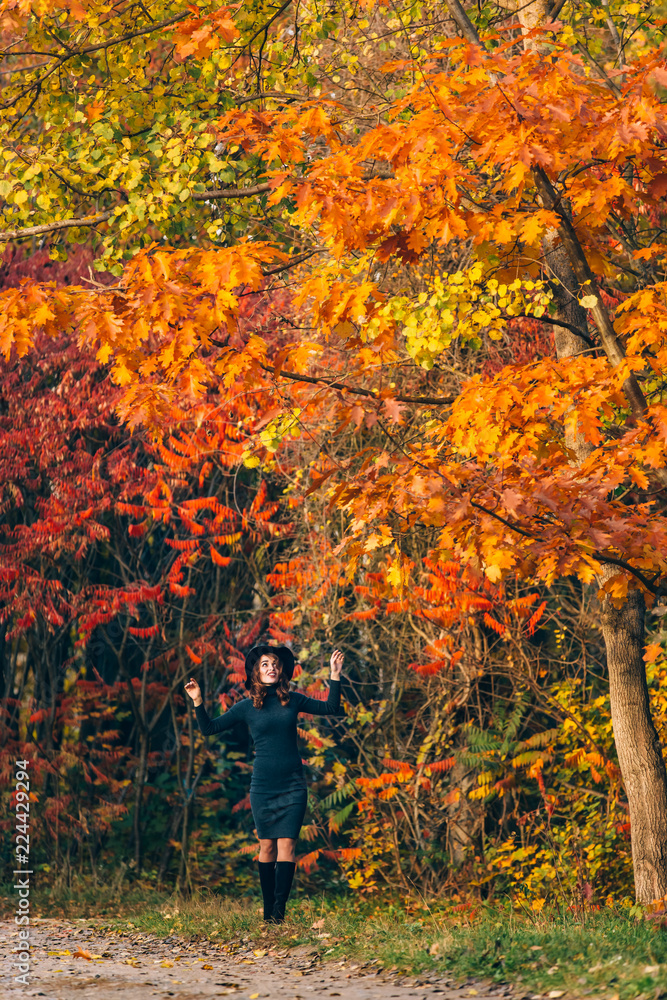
xmin=194 ymin=697 xmax=247 ymax=736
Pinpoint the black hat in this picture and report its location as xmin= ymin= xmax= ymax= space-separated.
xmin=244 ymin=644 xmax=295 ymax=690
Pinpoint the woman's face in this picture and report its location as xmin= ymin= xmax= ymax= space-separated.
xmin=257 ymin=653 xmax=281 ymax=685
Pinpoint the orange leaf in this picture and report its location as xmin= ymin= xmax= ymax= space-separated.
xmin=210 ymin=545 xmax=232 ymax=567
xmin=644 ymin=643 xmax=662 ymax=663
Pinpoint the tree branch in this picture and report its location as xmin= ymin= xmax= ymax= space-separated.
xmin=519 ymin=313 xmax=596 ymax=347
xmin=0 ymin=211 xmax=113 ymax=243
xmin=532 ymin=166 xmax=663 ymax=446
xmin=0 ymin=183 xmax=275 ymax=244
xmin=594 ymin=554 xmax=663 ymax=596
xmin=194 ymin=164 xmax=396 ymax=201
xmin=260 ymin=250 xmax=321 ymax=277
xmin=232 ymin=90 xmax=307 ymax=105
xmin=470 ymin=498 xmax=663 ymax=594
xmin=0 ymin=12 xmax=190 ymax=111
xmin=192 ymin=182 xmax=272 ymax=200
xmin=547 ymin=0 xmax=569 ymax=19
xmin=75 ymin=11 xmax=190 ymax=59
xmin=442 ymin=0 xmax=482 ymax=44
xmin=258 ymin=364 xmax=455 ymax=404
xmin=244 ymin=0 xmax=293 ymax=49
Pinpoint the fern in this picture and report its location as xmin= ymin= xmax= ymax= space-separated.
xmin=464 ymin=726 xmax=502 ymax=752
xmin=328 ymin=800 xmax=355 ymax=832
xmin=320 ymin=780 xmax=356 ymax=809
xmin=514 ymin=727 xmax=560 ymax=752
xmin=500 ymin=697 xmax=528 ymax=755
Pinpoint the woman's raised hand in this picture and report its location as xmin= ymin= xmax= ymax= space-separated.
xmin=330 ymin=648 xmax=344 ymax=679
xmin=184 ymin=677 xmax=203 ymax=706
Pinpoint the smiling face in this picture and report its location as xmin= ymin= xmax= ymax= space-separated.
xmin=257 ymin=652 xmax=282 ymax=685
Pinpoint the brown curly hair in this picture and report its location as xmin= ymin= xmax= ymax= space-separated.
xmin=249 ymin=654 xmax=291 ymax=709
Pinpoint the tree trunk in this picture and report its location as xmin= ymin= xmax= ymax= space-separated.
xmin=601 ymin=583 xmax=667 ymax=902
xmin=176 ymin=800 xmax=192 ymax=896
xmin=446 ymin=757 xmax=478 ymax=866
xmin=157 ymin=805 xmax=184 ymax=887
xmin=133 ymin=728 xmax=149 ymax=873
xmin=444 ymin=0 xmax=667 ymax=904
xmin=548 ymin=226 xmax=667 ymax=903
xmin=547 ymin=202 xmax=667 ymax=904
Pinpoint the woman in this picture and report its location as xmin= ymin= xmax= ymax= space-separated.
xmin=184 ymin=643 xmax=344 ymax=923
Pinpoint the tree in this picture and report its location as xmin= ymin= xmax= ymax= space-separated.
xmin=0 ymin=311 xmax=292 ymax=889
xmin=2 ymin=0 xmax=667 ymax=902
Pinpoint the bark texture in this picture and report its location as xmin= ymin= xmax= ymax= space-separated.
xmin=600 ymin=582 xmax=667 ymax=902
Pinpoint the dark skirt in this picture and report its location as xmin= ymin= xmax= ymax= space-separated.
xmin=250 ymin=785 xmax=308 ymax=839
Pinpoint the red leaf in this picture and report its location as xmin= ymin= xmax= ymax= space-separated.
xmin=382 ymin=398 xmax=405 ymax=424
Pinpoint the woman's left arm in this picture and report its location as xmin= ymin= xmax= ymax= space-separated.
xmin=296 ymin=648 xmax=345 ymax=716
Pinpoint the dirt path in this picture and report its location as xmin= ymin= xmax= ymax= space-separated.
xmin=1 ymin=918 xmax=521 ymax=1000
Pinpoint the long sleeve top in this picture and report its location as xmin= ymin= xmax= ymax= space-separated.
xmin=194 ymin=679 xmax=342 ymax=793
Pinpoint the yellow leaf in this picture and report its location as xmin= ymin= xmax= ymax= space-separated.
xmin=484 ymin=563 xmax=503 ymax=583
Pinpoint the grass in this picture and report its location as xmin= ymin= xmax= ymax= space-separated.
xmin=3 ymin=879 xmax=667 ymax=998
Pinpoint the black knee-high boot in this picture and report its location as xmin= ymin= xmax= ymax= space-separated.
xmin=257 ymin=860 xmax=276 ymax=921
xmin=271 ymin=861 xmax=296 ymax=923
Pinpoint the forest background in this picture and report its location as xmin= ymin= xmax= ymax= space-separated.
xmin=1 ymin=0 xmax=667 ymax=923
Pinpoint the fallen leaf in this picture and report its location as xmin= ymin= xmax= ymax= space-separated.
xmin=548 ymin=992 xmax=565 ymax=998
xmin=253 ymin=949 xmax=267 ymax=957
xmin=73 ymin=947 xmax=92 ymax=960
xmin=160 ymin=960 xmax=174 ymax=968
xmin=250 ymin=994 xmax=260 ymax=999
xmin=311 ymin=919 xmax=325 ymax=930
xmin=202 ymin=963 xmax=214 ymax=969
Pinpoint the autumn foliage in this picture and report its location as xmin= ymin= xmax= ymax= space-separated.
xmin=2 ymin=0 xmax=667 ymax=906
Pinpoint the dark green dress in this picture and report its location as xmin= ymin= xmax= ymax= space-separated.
xmin=194 ymin=679 xmax=342 ymax=838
